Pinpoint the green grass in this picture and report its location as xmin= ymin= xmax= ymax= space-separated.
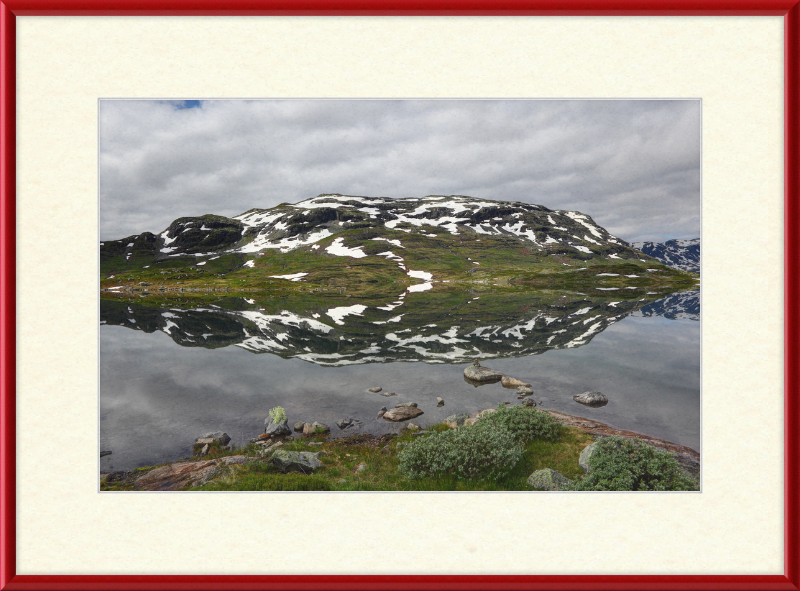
xmin=189 ymin=423 xmax=596 ymax=492
xmin=101 ymin=226 xmax=698 ymax=299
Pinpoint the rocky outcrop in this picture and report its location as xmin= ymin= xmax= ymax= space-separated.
xmin=527 ymin=468 xmax=572 ymax=491
xmin=382 ymin=406 xmax=424 ymax=421
xmin=270 ymin=450 xmax=324 ymax=474
xmin=134 ymin=455 xmax=252 ymax=491
xmin=573 ymin=391 xmax=608 ymax=407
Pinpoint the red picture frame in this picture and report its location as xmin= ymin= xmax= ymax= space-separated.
xmin=1 ymin=4 xmax=798 ymax=591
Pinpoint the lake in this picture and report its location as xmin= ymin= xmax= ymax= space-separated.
xmin=99 ymin=289 xmax=700 ymax=473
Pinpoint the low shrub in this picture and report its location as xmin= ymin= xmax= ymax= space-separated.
xmin=397 ymin=420 xmax=524 ymax=481
xmin=269 ymin=406 xmax=287 ymax=424
xmin=478 ymin=404 xmax=562 ymax=442
xmin=569 ymin=436 xmax=698 ymax=491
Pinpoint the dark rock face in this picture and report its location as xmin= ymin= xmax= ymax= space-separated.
xmin=162 ymin=215 xmax=245 ymax=255
xmin=336 ymin=417 xmax=362 ymax=430
xmin=573 ymin=392 xmax=608 ymax=407
xmin=270 ymin=450 xmax=323 ymax=474
xmin=196 ymin=431 xmax=231 ymax=446
xmin=264 ymin=418 xmax=291 ymax=438
xmin=632 ymin=238 xmax=700 ymax=273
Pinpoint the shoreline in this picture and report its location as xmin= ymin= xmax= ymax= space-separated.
xmin=542 ymin=409 xmax=700 ymax=477
xmin=102 ymin=407 xmax=701 ymax=487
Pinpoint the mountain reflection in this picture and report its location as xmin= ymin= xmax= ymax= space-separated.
xmin=100 ymin=289 xmax=698 ymax=366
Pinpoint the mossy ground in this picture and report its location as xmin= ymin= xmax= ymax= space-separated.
xmin=101 ymin=227 xmax=698 ymax=301
xmin=100 ymin=424 xmax=595 ymax=492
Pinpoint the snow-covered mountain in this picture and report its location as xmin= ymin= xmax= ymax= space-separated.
xmin=630 ymin=290 xmax=699 ymax=321
xmin=103 ymin=193 xmax=648 ymax=265
xmin=631 ymin=238 xmax=700 ymax=273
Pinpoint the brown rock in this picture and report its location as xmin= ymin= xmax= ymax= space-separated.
xmin=501 ymin=376 xmax=531 ymax=388
xmin=382 ymin=406 xmax=424 ymax=422
xmin=258 ymin=433 xmax=270 ymax=441
xmin=134 ymin=456 xmax=252 ymax=491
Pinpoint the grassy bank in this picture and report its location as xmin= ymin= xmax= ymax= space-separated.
xmin=102 ymin=405 xmax=698 ymax=492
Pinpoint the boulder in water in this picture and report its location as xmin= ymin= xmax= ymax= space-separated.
xmin=573 ymin=391 xmax=609 ymax=407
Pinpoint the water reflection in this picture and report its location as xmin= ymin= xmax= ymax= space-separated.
xmin=100 ymin=289 xmax=698 ymax=366
xmin=99 ymin=289 xmax=700 ymax=471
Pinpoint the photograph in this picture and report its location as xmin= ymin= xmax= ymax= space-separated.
xmin=98 ymin=99 xmax=702 ymax=492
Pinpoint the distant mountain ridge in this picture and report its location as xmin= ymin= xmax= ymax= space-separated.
xmin=631 ymin=238 xmax=700 ymax=273
xmin=100 ymin=194 xmax=700 ymax=296
xmin=103 ymin=193 xmax=645 ymax=265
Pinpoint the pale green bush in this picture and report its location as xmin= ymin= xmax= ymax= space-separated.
xmin=268 ymin=406 xmax=287 ymax=424
xmin=477 ymin=403 xmax=562 ymax=442
xmin=398 ymin=420 xmax=523 ymax=481
xmin=569 ymin=436 xmax=698 ymax=491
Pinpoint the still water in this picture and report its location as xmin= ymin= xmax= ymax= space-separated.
xmin=100 ymin=289 xmax=699 ymax=472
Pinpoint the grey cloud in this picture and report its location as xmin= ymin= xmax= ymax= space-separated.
xmin=100 ymin=99 xmax=700 ymax=243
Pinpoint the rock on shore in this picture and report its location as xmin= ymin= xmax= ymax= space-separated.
xmin=382 ymin=406 xmax=424 ymax=421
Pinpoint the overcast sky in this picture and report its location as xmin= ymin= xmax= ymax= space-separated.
xmin=99 ymin=99 xmax=700 ymax=244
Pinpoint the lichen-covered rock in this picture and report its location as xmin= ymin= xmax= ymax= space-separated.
xmin=573 ymin=391 xmax=609 ymax=407
xmin=527 ymin=468 xmax=572 ymax=491
xmin=579 ymin=442 xmax=599 ymax=473
xmin=444 ymin=414 xmax=469 ymax=428
xmin=270 ymin=450 xmax=323 ymax=474
xmin=501 ymin=376 xmax=531 ymax=388
xmin=264 ymin=418 xmax=291 ymax=438
xmin=382 ymin=406 xmax=424 ymax=421
xmin=463 ymin=364 xmax=504 ymax=382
